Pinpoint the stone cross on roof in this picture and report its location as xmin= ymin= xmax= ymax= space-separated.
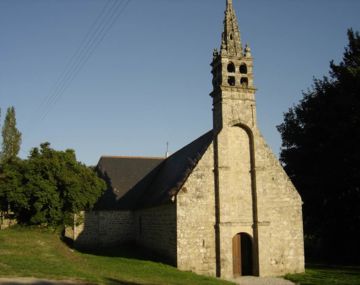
xmin=221 ymin=0 xmax=243 ymax=57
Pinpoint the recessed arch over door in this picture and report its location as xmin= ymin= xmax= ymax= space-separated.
xmin=232 ymin=232 xmax=253 ymax=276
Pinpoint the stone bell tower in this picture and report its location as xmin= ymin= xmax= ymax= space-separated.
xmin=210 ymin=0 xmax=304 ymax=279
xmin=210 ymin=0 xmax=256 ymax=132
xmin=211 ymin=0 xmax=260 ymax=278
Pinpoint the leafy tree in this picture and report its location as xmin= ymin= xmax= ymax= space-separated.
xmin=0 ymin=107 xmax=23 ymax=224
xmin=277 ymin=29 xmax=360 ymax=263
xmin=1 ymin=106 xmax=22 ymax=163
xmin=0 ymin=159 xmax=27 ymax=214
xmin=1 ymin=143 xmax=106 ymax=227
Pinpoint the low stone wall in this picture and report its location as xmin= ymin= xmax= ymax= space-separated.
xmin=69 ymin=210 xmax=134 ymax=248
xmin=68 ymin=205 xmax=177 ymax=264
xmin=134 ymin=204 xmax=177 ymax=265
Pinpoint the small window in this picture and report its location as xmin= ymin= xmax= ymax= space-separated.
xmin=229 ymin=33 xmax=233 ymax=40
xmin=228 ymin=76 xmax=236 ymax=86
xmin=240 ymin=63 xmax=248 ymax=74
xmin=241 ymin=77 xmax=248 ymax=88
xmin=227 ymin=62 xmax=235 ymax=73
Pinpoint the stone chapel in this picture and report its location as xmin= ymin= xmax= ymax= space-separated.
xmin=67 ymin=0 xmax=305 ymax=279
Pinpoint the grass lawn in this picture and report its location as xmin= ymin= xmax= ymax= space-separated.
xmin=285 ymin=264 xmax=360 ymax=285
xmin=0 ymin=227 xmax=233 ymax=285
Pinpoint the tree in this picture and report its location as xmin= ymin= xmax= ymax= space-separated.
xmin=1 ymin=106 xmax=22 ymax=163
xmin=277 ymin=29 xmax=360 ymax=263
xmin=0 ymin=158 xmax=27 ymax=214
xmin=0 ymin=143 xmax=106 ymax=227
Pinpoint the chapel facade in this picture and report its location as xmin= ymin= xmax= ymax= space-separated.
xmin=67 ymin=0 xmax=305 ymax=279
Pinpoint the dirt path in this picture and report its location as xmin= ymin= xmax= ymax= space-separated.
xmin=232 ymin=276 xmax=295 ymax=285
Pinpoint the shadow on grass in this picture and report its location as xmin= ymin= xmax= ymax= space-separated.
xmin=0 ymin=280 xmax=94 ymax=285
xmin=104 ymin=278 xmax=158 ymax=285
xmin=104 ymin=278 xmax=150 ymax=285
xmin=306 ymin=263 xmax=360 ymax=271
xmin=61 ymin=235 xmax=74 ymax=248
xmin=0 ymin=280 xmax=148 ymax=285
xmin=82 ymin=242 xmax=173 ymax=264
xmin=285 ymin=264 xmax=360 ymax=285
xmin=0 ymin=280 xmax=144 ymax=285
xmin=61 ymin=236 xmax=173 ymax=266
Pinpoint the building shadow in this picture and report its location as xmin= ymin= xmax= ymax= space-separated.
xmin=104 ymin=278 xmax=155 ymax=285
xmin=77 ymin=241 xmax=173 ymax=265
xmin=0 ymin=279 xmax=145 ymax=285
xmin=0 ymin=280 xmax=93 ymax=285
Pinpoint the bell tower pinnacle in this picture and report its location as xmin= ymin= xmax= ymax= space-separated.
xmin=211 ymin=0 xmax=256 ymax=133
xmin=221 ymin=0 xmax=242 ymax=56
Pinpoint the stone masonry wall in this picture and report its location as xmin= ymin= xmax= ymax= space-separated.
xmin=134 ymin=204 xmax=177 ymax=265
xmin=254 ymin=131 xmax=305 ymax=276
xmin=216 ymin=126 xmax=256 ymax=279
xmin=70 ymin=211 xmax=134 ymax=248
xmin=176 ymin=144 xmax=217 ymax=276
xmin=214 ymin=123 xmax=304 ymax=279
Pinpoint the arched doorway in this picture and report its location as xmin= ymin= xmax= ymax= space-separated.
xmin=232 ymin=233 xmax=253 ymax=276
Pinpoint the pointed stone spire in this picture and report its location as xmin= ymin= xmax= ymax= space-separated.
xmin=221 ymin=0 xmax=242 ymax=57
xmin=211 ymin=0 xmax=256 ymax=131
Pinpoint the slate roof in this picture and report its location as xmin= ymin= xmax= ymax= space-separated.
xmin=95 ymin=130 xmax=214 ymax=210
xmin=95 ymin=156 xmax=164 ymax=210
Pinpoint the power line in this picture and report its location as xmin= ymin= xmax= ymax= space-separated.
xmin=40 ymin=0 xmax=129 ymax=121
xmin=36 ymin=0 xmax=114 ymax=114
xmin=38 ymin=0 xmax=132 ymax=122
xmin=40 ymin=0 xmax=124 ymax=120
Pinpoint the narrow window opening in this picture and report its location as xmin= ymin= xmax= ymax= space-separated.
xmin=228 ymin=76 xmax=236 ymax=86
xmin=241 ymin=77 xmax=248 ymax=88
xmin=227 ymin=62 xmax=235 ymax=73
xmin=240 ymin=63 xmax=248 ymax=74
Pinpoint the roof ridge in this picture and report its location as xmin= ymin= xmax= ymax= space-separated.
xmin=134 ymin=130 xmax=214 ymax=209
xmin=100 ymin=155 xmax=165 ymax=160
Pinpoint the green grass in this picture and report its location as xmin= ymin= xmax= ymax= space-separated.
xmin=0 ymin=227 xmax=233 ymax=285
xmin=285 ymin=265 xmax=360 ymax=285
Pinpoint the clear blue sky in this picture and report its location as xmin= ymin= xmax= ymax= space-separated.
xmin=0 ymin=0 xmax=359 ymax=165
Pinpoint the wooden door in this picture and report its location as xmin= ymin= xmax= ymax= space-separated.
xmin=232 ymin=234 xmax=242 ymax=276
xmin=233 ymin=233 xmax=253 ymax=276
